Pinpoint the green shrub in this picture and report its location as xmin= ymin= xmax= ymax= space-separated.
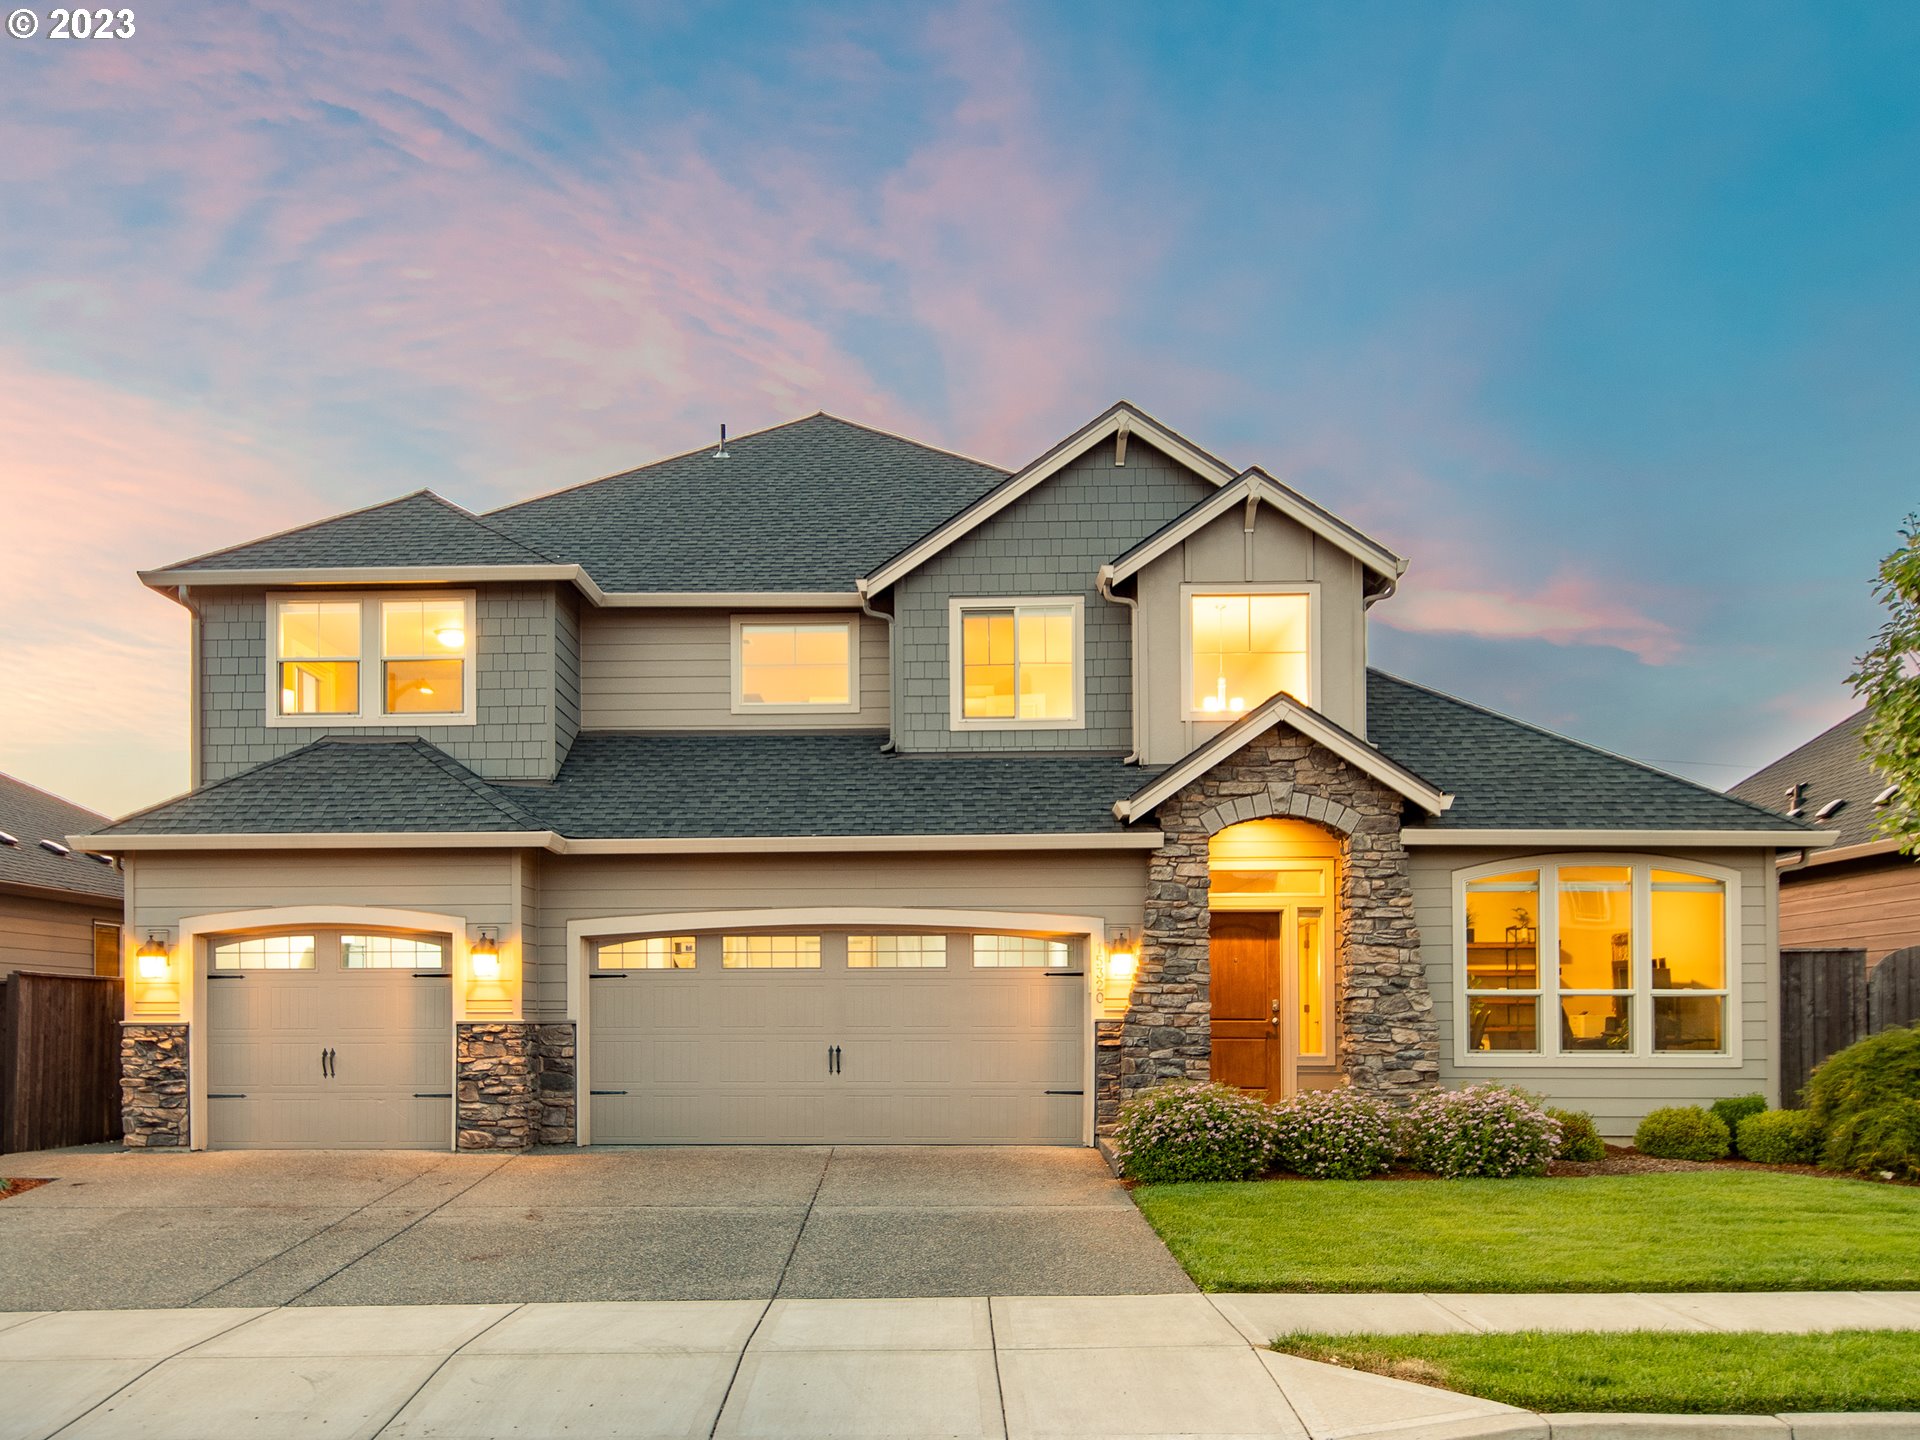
xmin=1805 ymin=1024 xmax=1920 ymax=1180
xmin=1112 ymin=1081 xmax=1281 ymax=1183
xmin=1402 ymin=1085 xmax=1562 ymax=1178
xmin=1548 ymin=1107 xmax=1607 ymax=1162
xmin=1634 ymin=1106 xmax=1731 ymax=1161
xmin=1736 ymin=1109 xmax=1824 ymax=1166
xmin=1710 ymin=1094 xmax=1769 ymax=1155
xmin=1269 ymin=1088 xmax=1400 ymax=1179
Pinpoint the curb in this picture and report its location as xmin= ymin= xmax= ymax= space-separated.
xmin=1521 ymin=1415 xmax=1920 ymax=1438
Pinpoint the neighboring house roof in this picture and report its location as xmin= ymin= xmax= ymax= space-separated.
xmin=1115 ymin=689 xmax=1449 ymax=822
xmin=485 ymin=414 xmax=1008 ymax=593
xmin=1729 ymin=708 xmax=1902 ymax=853
xmin=1371 ymin=673 xmax=1816 ymax=836
xmin=1105 ymin=467 xmax=1406 ymax=592
xmin=0 ymin=773 xmax=121 ymax=900
xmin=146 ymin=490 xmax=556 ymax=578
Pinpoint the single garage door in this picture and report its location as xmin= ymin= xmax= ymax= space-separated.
xmin=205 ymin=929 xmax=452 ymax=1149
xmin=588 ymin=929 xmax=1086 ymax=1145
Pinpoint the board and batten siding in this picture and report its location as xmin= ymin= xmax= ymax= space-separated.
xmin=889 ymin=439 xmax=1215 ymax=753
xmin=523 ymin=849 xmax=1149 ymax=1021
xmin=1133 ymin=506 xmax=1371 ymax=763
xmin=1779 ymin=858 xmax=1920 ymax=966
xmin=0 ymin=892 xmax=120 ymax=979
xmin=578 ymin=610 xmax=889 ymax=731
xmin=194 ymin=583 xmax=576 ymax=784
xmin=1410 ymin=846 xmax=1777 ymax=1136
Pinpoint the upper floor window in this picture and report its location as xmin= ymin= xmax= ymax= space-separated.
xmin=1457 ymin=857 xmax=1737 ymax=1064
xmin=949 ymin=597 xmax=1083 ymax=729
xmin=1185 ymin=588 xmax=1314 ymax=719
xmin=731 ymin=617 xmax=858 ymax=713
xmin=268 ymin=591 xmax=476 ymax=727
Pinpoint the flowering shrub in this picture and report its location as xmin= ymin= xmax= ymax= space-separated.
xmin=1269 ymin=1088 xmax=1399 ymax=1179
xmin=1111 ymin=1081 xmax=1281 ymax=1183
xmin=1547 ymin=1106 xmax=1607 ymax=1162
xmin=1634 ymin=1105 xmax=1730 ymax=1161
xmin=1403 ymin=1085 xmax=1562 ymax=1178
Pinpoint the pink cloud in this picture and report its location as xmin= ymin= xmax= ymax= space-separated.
xmin=1379 ymin=574 xmax=1685 ymax=665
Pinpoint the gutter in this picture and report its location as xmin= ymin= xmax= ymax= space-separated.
xmin=67 ymin=830 xmax=1167 ymax=856
xmin=855 ymin=579 xmax=897 ymax=754
xmin=1095 ymin=565 xmax=1141 ymax=764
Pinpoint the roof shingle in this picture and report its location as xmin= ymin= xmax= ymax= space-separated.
xmin=0 ymin=773 xmax=121 ymax=899
xmin=1728 ymin=708 xmax=1893 ymax=849
xmin=158 ymin=491 xmax=554 ymax=573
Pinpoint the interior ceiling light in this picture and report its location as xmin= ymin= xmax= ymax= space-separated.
xmin=434 ymin=625 xmax=465 ymax=648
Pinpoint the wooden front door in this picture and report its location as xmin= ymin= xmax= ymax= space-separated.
xmin=1209 ymin=911 xmax=1299 ymax=1100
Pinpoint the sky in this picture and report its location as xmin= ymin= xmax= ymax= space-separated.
xmin=1 ymin=0 xmax=1916 ymax=818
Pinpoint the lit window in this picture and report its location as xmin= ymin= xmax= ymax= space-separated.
xmin=848 ymin=935 xmax=947 ymax=968
xmin=735 ymin=620 xmax=856 ymax=710
xmin=342 ymin=934 xmax=446 ymax=969
xmin=1188 ymin=592 xmax=1311 ymax=718
xmin=971 ymin=934 xmax=1071 ymax=968
xmin=598 ymin=936 xmax=697 ymax=970
xmin=1297 ymin=910 xmax=1327 ymax=1060
xmin=722 ymin=935 xmax=821 ymax=969
xmin=213 ymin=934 xmax=317 ymax=970
xmin=955 ymin=601 xmax=1078 ymax=723
xmin=382 ymin=599 xmax=468 ymax=715
xmin=1459 ymin=861 xmax=1733 ymax=1060
xmin=278 ymin=601 xmax=361 ymax=716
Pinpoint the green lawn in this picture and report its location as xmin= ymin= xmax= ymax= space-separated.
xmin=1132 ymin=1171 xmax=1920 ymax=1291
xmin=1272 ymin=1331 xmax=1920 ymax=1413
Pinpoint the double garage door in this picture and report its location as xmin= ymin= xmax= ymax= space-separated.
xmin=587 ymin=929 xmax=1087 ymax=1145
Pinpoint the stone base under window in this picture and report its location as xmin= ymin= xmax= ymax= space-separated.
xmin=122 ymin=1023 xmax=190 ymax=1148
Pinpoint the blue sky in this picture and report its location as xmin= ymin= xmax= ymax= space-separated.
xmin=1 ymin=1 xmax=1915 ymax=815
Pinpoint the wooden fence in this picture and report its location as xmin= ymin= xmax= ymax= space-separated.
xmin=1780 ymin=946 xmax=1920 ymax=1105
xmin=0 ymin=971 xmax=123 ymax=1155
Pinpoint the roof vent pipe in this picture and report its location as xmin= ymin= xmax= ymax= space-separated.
xmin=714 ymin=423 xmax=729 ymax=460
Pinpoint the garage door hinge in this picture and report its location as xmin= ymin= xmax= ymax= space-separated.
xmin=207 ymin=1092 xmax=247 ymax=1099
xmin=1044 ymin=971 xmax=1086 ymax=977
xmin=589 ymin=1089 xmax=629 ymax=1096
xmin=413 ymin=1093 xmax=453 ymax=1099
xmin=1044 ymin=1089 xmax=1085 ymax=1096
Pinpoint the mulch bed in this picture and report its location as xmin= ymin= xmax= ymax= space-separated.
xmin=0 ymin=1178 xmax=50 ymax=1200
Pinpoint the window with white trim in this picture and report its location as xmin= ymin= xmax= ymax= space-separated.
xmin=722 ymin=935 xmax=821 ymax=969
xmin=1458 ymin=859 xmax=1734 ymax=1060
xmin=971 ymin=934 xmax=1072 ymax=968
xmin=950 ymin=597 xmax=1082 ymax=727
xmin=1185 ymin=588 xmax=1314 ymax=719
xmin=269 ymin=591 xmax=476 ymax=725
xmin=732 ymin=618 xmax=858 ymax=712
xmin=597 ymin=936 xmax=697 ymax=970
xmin=213 ymin=934 xmax=317 ymax=970
xmin=342 ymin=934 xmax=446 ymax=969
xmin=847 ymin=934 xmax=948 ymax=968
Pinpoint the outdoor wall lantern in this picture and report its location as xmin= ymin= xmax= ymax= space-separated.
xmin=470 ymin=931 xmax=501 ymax=980
xmin=1106 ymin=931 xmax=1139 ymax=983
xmin=135 ymin=934 xmax=170 ymax=980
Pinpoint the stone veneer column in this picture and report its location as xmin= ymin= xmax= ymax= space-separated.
xmin=533 ymin=1023 xmax=577 ymax=1146
xmin=121 ymin=1024 xmax=190 ymax=1147
xmin=455 ymin=1022 xmax=535 ymax=1150
xmin=1118 ymin=725 xmax=1440 ymax=1116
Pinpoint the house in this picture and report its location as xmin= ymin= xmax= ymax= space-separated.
xmin=1730 ymin=708 xmax=1919 ymax=966
xmin=72 ymin=403 xmax=1824 ymax=1150
xmin=0 ymin=773 xmax=122 ymax=980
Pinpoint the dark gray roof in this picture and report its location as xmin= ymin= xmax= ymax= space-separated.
xmin=1729 ymin=708 xmax=1894 ymax=849
xmin=485 ymin=414 xmax=1008 ymax=592
xmin=0 ymin=773 xmax=121 ymax=899
xmin=158 ymin=491 xmax=554 ymax=573
xmin=1370 ymin=672 xmax=1815 ymax=834
xmin=98 ymin=738 xmax=543 ymax=836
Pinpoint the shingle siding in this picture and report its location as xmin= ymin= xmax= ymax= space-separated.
xmin=196 ymin=584 xmax=571 ymax=784
xmin=890 ymin=440 xmax=1214 ymax=753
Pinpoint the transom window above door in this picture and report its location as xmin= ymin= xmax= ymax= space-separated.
xmin=732 ymin=617 xmax=858 ymax=712
xmin=269 ymin=591 xmax=476 ymax=726
xmin=1185 ymin=588 xmax=1314 ymax=719
xmin=950 ymin=597 xmax=1083 ymax=728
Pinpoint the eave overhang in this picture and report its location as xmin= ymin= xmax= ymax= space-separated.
xmin=71 ymin=830 xmax=1165 ymax=856
xmin=1399 ymin=827 xmax=1833 ymax=850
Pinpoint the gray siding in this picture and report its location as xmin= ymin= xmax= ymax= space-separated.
xmin=196 ymin=584 xmax=574 ymax=783
xmin=579 ymin=610 xmax=889 ymax=731
xmin=1410 ymin=846 xmax=1777 ymax=1136
xmin=890 ymin=440 xmax=1213 ymax=752
xmin=1135 ymin=508 xmax=1371 ymax=763
xmin=0 ymin=890 xmax=120 ymax=978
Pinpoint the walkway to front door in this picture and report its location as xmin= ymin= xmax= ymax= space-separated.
xmin=0 ymin=1146 xmax=1192 ymax=1310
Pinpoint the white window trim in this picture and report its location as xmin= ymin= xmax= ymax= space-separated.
xmin=1450 ymin=854 xmax=1744 ymax=1070
xmin=729 ymin=614 xmax=861 ymax=715
xmin=1179 ymin=582 xmax=1321 ymax=722
xmin=946 ymin=595 xmax=1087 ymax=731
xmin=265 ymin=590 xmax=478 ymax=728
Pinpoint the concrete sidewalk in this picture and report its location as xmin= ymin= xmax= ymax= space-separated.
xmin=5 ymin=1294 xmax=1918 ymax=1440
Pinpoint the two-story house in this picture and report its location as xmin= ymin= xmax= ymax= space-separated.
xmin=76 ymin=403 xmax=1824 ymax=1151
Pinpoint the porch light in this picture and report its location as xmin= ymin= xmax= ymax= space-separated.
xmin=136 ymin=935 xmax=170 ymax=980
xmin=470 ymin=932 xmax=501 ymax=980
xmin=1106 ymin=932 xmax=1139 ymax=983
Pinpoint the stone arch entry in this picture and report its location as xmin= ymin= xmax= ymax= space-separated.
xmin=1109 ymin=723 xmax=1440 ymax=1126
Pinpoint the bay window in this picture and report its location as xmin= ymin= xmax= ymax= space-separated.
xmin=268 ymin=591 xmax=476 ymax=725
xmin=1185 ymin=587 xmax=1314 ymax=719
xmin=949 ymin=597 xmax=1083 ymax=728
xmin=1458 ymin=858 xmax=1736 ymax=1062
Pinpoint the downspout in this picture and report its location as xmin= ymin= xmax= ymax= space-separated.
xmin=856 ymin=579 xmax=897 ymax=754
xmin=1096 ymin=564 xmax=1140 ymax=764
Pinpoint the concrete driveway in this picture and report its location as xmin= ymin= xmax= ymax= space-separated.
xmin=0 ymin=1146 xmax=1192 ymax=1310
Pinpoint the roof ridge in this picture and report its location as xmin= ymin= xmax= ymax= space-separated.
xmin=805 ymin=412 xmax=1009 ymax=475
xmin=403 ymin=741 xmax=547 ymax=829
xmin=0 ymin=772 xmax=108 ymax=826
xmin=1369 ymin=669 xmax=1813 ymax=831
xmin=1728 ymin=705 xmax=1872 ymax=792
xmin=160 ymin=489 xmax=447 ymax=572
xmin=99 ymin=737 xmax=345 ymax=830
xmin=424 ymin=491 xmax=565 ymax=565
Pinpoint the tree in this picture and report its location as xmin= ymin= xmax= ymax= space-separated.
xmin=1850 ymin=513 xmax=1920 ymax=854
